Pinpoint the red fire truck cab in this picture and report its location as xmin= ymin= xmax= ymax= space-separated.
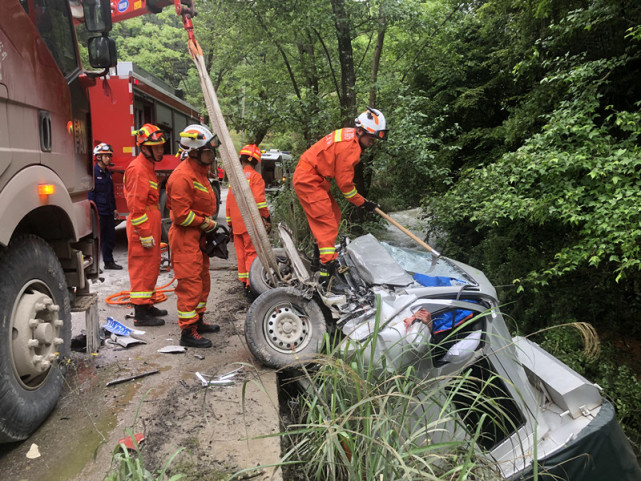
xmin=88 ymin=61 xmax=221 ymax=239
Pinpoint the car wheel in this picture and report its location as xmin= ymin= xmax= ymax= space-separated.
xmin=0 ymin=236 xmax=71 ymax=443
xmin=245 ymin=287 xmax=327 ymax=369
xmin=248 ymin=248 xmax=290 ymax=296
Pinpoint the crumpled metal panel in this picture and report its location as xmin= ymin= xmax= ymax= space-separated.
xmin=346 ymin=234 xmax=414 ymax=286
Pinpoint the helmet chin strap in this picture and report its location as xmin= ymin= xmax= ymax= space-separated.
xmin=142 ymin=145 xmax=163 ymax=163
xmin=193 ymin=149 xmax=215 ymax=166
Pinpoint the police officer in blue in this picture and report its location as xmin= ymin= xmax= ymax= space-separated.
xmin=89 ymin=143 xmax=123 ymax=270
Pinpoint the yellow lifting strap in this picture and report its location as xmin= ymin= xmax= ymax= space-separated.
xmin=185 ymin=38 xmax=279 ymax=283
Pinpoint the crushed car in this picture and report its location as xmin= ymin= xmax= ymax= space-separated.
xmin=245 ymin=225 xmax=641 ymax=480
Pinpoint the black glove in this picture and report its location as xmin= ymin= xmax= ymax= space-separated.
xmin=361 ymin=199 xmax=379 ymax=213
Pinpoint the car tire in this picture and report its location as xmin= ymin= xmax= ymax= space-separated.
xmin=0 ymin=235 xmax=71 ymax=443
xmin=247 ymin=248 xmax=290 ymax=297
xmin=245 ymin=287 xmax=327 ymax=369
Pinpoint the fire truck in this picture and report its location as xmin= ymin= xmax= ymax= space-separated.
xmin=88 ymin=61 xmax=221 ymax=240
xmin=0 ymin=0 xmax=117 ymax=443
xmin=0 ymin=0 xmax=189 ymax=443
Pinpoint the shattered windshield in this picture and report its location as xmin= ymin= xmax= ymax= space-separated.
xmin=380 ymin=242 xmax=475 ymax=285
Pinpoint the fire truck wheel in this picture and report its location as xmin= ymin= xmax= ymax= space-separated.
xmin=159 ymin=188 xmax=171 ymax=243
xmin=0 ymin=235 xmax=71 ymax=443
xmin=245 ymin=287 xmax=327 ymax=369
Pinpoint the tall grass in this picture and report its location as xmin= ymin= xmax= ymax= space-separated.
xmin=275 ymin=298 xmax=515 ymax=481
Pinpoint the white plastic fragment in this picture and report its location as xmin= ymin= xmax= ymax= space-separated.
xmin=157 ymin=345 xmax=187 ymax=354
xmin=26 ymin=443 xmax=40 ymax=459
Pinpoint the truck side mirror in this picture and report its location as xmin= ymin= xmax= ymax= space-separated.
xmin=83 ymin=0 xmax=113 ymax=33
xmin=88 ymin=36 xmax=117 ymax=69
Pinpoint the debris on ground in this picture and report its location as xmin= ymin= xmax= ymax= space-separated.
xmin=117 ymin=433 xmax=145 ymax=452
xmin=26 ymin=444 xmax=40 ymax=460
xmin=106 ymin=369 xmax=160 ymax=387
xmin=157 ymin=345 xmax=187 ymax=354
xmin=103 ymin=317 xmax=146 ymax=339
xmin=195 ymin=367 xmax=242 ymax=387
xmin=109 ymin=334 xmax=146 ymax=348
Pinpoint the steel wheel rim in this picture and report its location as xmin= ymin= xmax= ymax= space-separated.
xmin=262 ymin=302 xmax=312 ymax=354
xmin=10 ymin=280 xmax=63 ymax=389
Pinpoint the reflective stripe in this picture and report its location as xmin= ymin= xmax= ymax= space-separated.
xmin=197 ymin=302 xmax=207 ymax=310
xmin=149 ymin=180 xmax=158 ymax=189
xmin=342 ymin=188 xmax=357 ymax=199
xmin=319 ymin=247 xmax=335 ymax=255
xmin=238 ymin=272 xmax=249 ymax=279
xmin=256 ymin=202 xmax=267 ymax=209
xmin=319 ymin=271 xmax=330 ymax=277
xmin=140 ymin=235 xmax=153 ymax=243
xmin=130 ymin=291 xmax=153 ymax=299
xmin=193 ymin=181 xmax=208 ymax=193
xmin=334 ymin=129 xmax=343 ymax=142
xmin=226 ymin=216 xmax=232 ymax=223
xmin=204 ymin=221 xmax=217 ymax=233
xmin=180 ymin=211 xmax=196 ymax=226
xmin=178 ymin=309 xmax=198 ymax=319
xmin=131 ymin=213 xmax=148 ymax=225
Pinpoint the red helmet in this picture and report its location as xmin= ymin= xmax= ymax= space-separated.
xmin=239 ymin=144 xmax=261 ymax=162
xmin=132 ymin=123 xmax=167 ymax=146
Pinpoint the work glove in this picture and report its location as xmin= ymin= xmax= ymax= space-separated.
xmin=228 ymin=225 xmax=234 ymax=240
xmin=200 ymin=217 xmax=217 ymax=233
xmin=140 ymin=235 xmax=155 ymax=249
xmin=361 ymin=199 xmax=379 ymax=213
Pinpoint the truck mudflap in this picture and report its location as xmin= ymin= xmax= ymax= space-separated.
xmin=511 ymin=400 xmax=641 ymax=481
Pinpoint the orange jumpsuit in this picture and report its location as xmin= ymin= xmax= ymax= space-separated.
xmin=293 ymin=128 xmax=365 ymax=263
xmin=166 ymin=158 xmax=217 ymax=329
xmin=225 ymin=165 xmax=270 ymax=285
xmin=124 ymin=153 xmax=161 ymax=306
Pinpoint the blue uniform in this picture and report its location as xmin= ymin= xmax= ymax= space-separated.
xmin=89 ymin=163 xmax=118 ymax=263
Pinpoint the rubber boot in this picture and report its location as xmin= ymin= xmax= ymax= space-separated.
xmin=310 ymin=243 xmax=320 ymax=272
xmin=148 ymin=305 xmax=168 ymax=317
xmin=180 ymin=326 xmax=212 ymax=348
xmin=197 ymin=313 xmax=220 ymax=334
xmin=318 ymin=261 xmax=333 ymax=292
xmin=133 ymin=304 xmax=165 ymax=327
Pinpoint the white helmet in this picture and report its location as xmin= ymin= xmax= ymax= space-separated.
xmin=355 ymin=107 xmax=388 ymax=140
xmin=178 ymin=124 xmax=217 ymax=152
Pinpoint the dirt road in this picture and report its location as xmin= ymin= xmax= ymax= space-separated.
xmin=0 ymin=187 xmax=282 ymax=481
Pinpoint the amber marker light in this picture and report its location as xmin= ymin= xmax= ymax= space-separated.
xmin=38 ymin=184 xmax=55 ymax=196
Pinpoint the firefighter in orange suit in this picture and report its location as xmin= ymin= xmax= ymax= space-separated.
xmin=225 ymin=144 xmax=271 ymax=294
xmin=293 ymin=107 xmax=388 ymax=286
xmin=167 ymin=125 xmax=220 ymax=348
xmin=124 ymin=123 xmax=168 ymax=327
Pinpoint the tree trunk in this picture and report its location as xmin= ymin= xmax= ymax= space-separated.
xmin=330 ymin=0 xmax=357 ymax=126
xmin=369 ymin=5 xmax=387 ymax=107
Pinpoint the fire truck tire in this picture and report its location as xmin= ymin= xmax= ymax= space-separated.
xmin=0 ymin=235 xmax=71 ymax=443
xmin=245 ymin=287 xmax=327 ymax=369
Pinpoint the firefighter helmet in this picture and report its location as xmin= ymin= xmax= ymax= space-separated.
xmin=239 ymin=144 xmax=261 ymax=163
xmin=178 ymin=124 xmax=218 ymax=152
xmin=355 ymin=107 xmax=388 ymax=140
xmin=132 ymin=123 xmax=167 ymax=146
xmin=93 ymin=143 xmax=113 ymax=158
